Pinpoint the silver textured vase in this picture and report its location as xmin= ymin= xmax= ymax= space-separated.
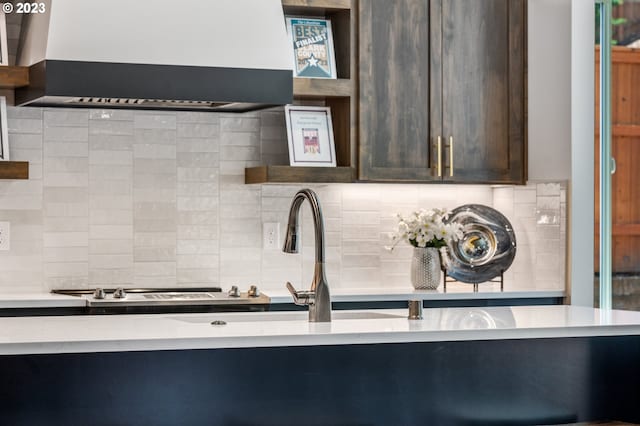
xmin=410 ymin=247 xmax=442 ymax=290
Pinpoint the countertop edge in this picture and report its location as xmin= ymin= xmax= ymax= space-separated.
xmin=2 ymin=324 xmax=639 ymax=356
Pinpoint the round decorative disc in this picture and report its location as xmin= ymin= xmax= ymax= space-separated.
xmin=445 ymin=204 xmax=517 ymax=284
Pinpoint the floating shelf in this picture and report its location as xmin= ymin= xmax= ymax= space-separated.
xmin=0 ymin=161 xmax=29 ymax=179
xmin=245 ymin=166 xmax=355 ymax=184
xmin=293 ymin=78 xmax=353 ymax=98
xmin=0 ymin=66 xmax=29 ymax=89
xmin=282 ymin=0 xmax=351 ymax=12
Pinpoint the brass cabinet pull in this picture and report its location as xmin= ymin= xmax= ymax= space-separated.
xmin=449 ymin=136 xmax=454 ymax=177
xmin=437 ymin=136 xmax=442 ymax=177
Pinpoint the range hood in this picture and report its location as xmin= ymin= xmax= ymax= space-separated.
xmin=15 ymin=0 xmax=293 ymax=112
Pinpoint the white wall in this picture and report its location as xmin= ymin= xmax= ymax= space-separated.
xmin=528 ymin=0 xmax=572 ymax=181
xmin=570 ymin=0 xmax=595 ymax=307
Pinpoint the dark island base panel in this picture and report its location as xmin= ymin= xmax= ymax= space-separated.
xmin=1 ymin=336 xmax=639 ymax=426
xmin=270 ymin=297 xmax=564 ymax=311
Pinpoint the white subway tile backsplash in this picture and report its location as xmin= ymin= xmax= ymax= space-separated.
xmin=514 ymin=188 xmax=537 ymax=204
xmin=90 ymin=240 xmax=134 ymax=255
xmin=177 ymin=268 xmax=219 ymax=284
xmin=89 ymin=110 xmax=134 ymax=121
xmin=176 ymin=138 xmax=219 ymax=153
xmin=180 ymin=230 xmax=215 ymax=246
xmin=10 ymin=148 xmax=43 ymax=164
xmin=44 ymin=216 xmax=89 ymax=232
xmin=10 ymin=133 xmax=43 ymax=149
xmin=89 ymin=269 xmax=133 ymax=285
xmin=177 ymin=240 xmax=217 ymax=255
xmin=89 ymin=254 xmax=133 ymax=269
xmin=44 ymin=110 xmax=89 ymax=127
xmin=134 ymin=114 xmax=177 ymax=130
xmin=8 ymin=118 xmax=43 ymax=134
xmin=8 ymin=107 xmax=42 ymax=120
xmin=133 ymin=144 xmax=177 ymax=160
xmin=134 ymin=232 xmax=176 ymax=247
xmin=221 ymin=132 xmax=260 ymax=147
xmin=220 ymin=117 xmax=260 ymax=133
xmin=177 ymin=112 xmax=219 ymax=124
xmin=44 ymin=126 xmax=89 ymax=142
xmin=44 ymin=142 xmax=89 ymax=157
xmin=134 ymin=262 xmax=176 ymax=277
xmin=134 ymin=159 xmax=177 ymax=174
xmin=90 ymin=150 xmax=134 ymax=165
xmin=89 ymin=135 xmax=135 ymax=151
xmin=0 ymin=196 xmax=42 ymax=210
xmin=0 ymin=106 xmax=566 ymax=293
xmin=90 ymin=165 xmax=133 ymax=181
xmin=134 ymin=129 xmax=177 ymax=145
xmin=89 ymin=120 xmax=134 ymax=136
xmin=134 ymin=247 xmax=176 ymax=262
xmin=177 ymin=123 xmax=219 ymax=138
xmin=44 ymin=262 xmax=88 ymax=278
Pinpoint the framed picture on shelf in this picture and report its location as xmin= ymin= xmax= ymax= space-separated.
xmin=285 ymin=105 xmax=336 ymax=167
xmin=0 ymin=97 xmax=8 ymax=161
xmin=285 ymin=17 xmax=337 ymax=79
xmin=0 ymin=11 xmax=8 ymax=66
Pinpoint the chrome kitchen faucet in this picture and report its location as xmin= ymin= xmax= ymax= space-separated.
xmin=283 ymin=189 xmax=331 ymax=322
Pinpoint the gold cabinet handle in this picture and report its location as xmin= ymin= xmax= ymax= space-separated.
xmin=449 ymin=136 xmax=454 ymax=177
xmin=437 ymin=136 xmax=442 ymax=177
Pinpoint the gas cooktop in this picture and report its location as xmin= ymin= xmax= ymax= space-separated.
xmin=51 ymin=286 xmax=270 ymax=313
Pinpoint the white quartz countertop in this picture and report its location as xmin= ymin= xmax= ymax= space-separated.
xmin=1 ymin=306 xmax=639 ymax=355
xmin=0 ymin=285 xmax=564 ymax=309
xmin=0 ymin=293 xmax=86 ymax=309
xmin=267 ymin=284 xmax=565 ymax=304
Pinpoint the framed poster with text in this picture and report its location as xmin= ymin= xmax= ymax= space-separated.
xmin=285 ymin=17 xmax=337 ymax=79
xmin=285 ymin=105 xmax=336 ymax=167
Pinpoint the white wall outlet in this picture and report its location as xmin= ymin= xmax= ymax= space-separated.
xmin=263 ymin=222 xmax=280 ymax=250
xmin=0 ymin=222 xmax=10 ymax=251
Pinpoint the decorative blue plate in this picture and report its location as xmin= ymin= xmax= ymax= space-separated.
xmin=445 ymin=204 xmax=516 ymax=284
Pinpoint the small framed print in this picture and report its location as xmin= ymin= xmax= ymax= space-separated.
xmin=0 ymin=97 xmax=7 ymax=161
xmin=285 ymin=105 xmax=336 ymax=167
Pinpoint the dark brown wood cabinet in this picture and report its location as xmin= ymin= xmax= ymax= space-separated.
xmin=359 ymin=0 xmax=526 ymax=184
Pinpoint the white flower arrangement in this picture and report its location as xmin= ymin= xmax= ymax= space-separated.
xmin=387 ymin=208 xmax=464 ymax=250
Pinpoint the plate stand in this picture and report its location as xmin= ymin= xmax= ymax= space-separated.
xmin=442 ymin=269 xmax=504 ymax=293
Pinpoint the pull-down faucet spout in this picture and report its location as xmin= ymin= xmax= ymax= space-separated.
xmin=283 ymin=189 xmax=331 ymax=322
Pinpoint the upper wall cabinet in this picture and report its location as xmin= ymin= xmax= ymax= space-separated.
xmin=359 ymin=0 xmax=526 ymax=184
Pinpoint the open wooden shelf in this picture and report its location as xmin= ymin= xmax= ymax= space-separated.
xmin=282 ymin=0 xmax=351 ymax=13
xmin=0 ymin=66 xmax=29 ymax=89
xmin=0 ymin=161 xmax=29 ymax=179
xmin=245 ymin=166 xmax=355 ymax=184
xmin=293 ymin=78 xmax=353 ymax=98
xmin=243 ymin=0 xmax=357 ymax=186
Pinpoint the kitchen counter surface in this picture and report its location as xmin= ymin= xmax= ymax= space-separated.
xmin=0 ymin=284 xmax=564 ymax=310
xmin=1 ymin=305 xmax=639 ymax=355
xmin=267 ymin=283 xmax=565 ymax=304
xmin=0 ymin=293 xmax=86 ymax=309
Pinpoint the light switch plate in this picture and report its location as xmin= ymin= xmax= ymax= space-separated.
xmin=263 ymin=222 xmax=280 ymax=250
xmin=0 ymin=222 xmax=10 ymax=251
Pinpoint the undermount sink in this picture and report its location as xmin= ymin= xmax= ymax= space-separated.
xmin=169 ymin=310 xmax=405 ymax=324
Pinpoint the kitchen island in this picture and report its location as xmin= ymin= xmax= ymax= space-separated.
xmin=1 ymin=306 xmax=639 ymax=425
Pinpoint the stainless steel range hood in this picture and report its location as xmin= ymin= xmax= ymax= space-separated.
xmin=15 ymin=0 xmax=293 ymax=112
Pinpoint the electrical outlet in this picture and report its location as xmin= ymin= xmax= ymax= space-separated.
xmin=0 ymin=222 xmax=10 ymax=251
xmin=263 ymin=222 xmax=280 ymax=250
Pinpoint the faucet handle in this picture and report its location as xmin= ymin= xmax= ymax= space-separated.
xmin=286 ymin=282 xmax=315 ymax=306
